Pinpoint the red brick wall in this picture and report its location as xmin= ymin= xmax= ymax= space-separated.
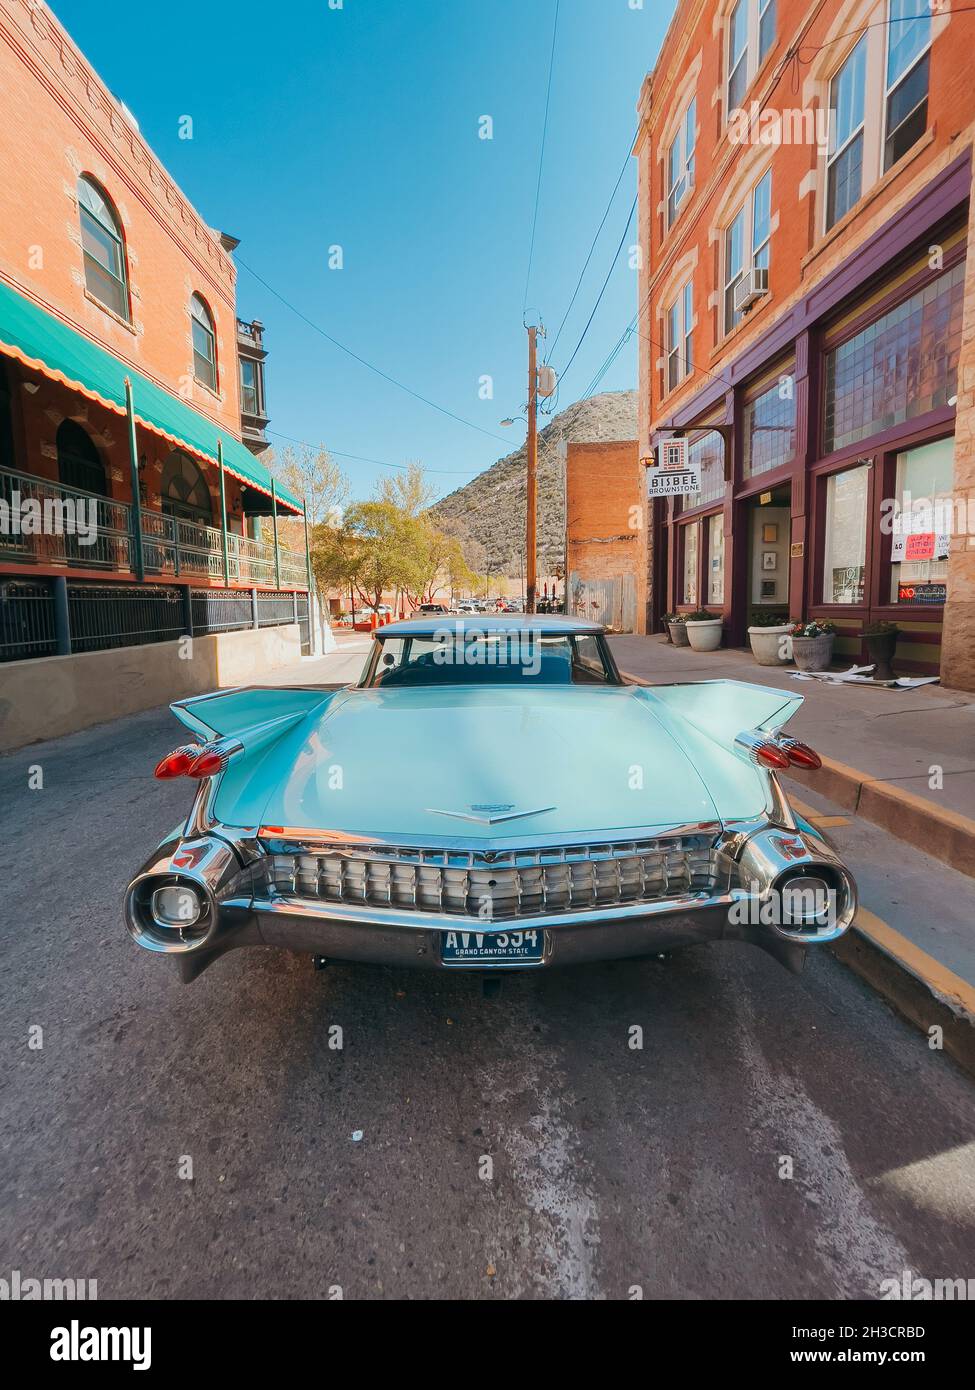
xmin=566 ymin=440 xmax=646 ymax=632
xmin=636 ymin=0 xmax=975 ymax=435
xmin=0 ymin=0 xmax=241 ymax=431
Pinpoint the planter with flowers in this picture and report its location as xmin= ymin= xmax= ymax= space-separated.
xmin=789 ymin=619 xmax=836 ymax=672
xmin=684 ymin=609 xmax=724 ymax=652
xmin=863 ymin=620 xmax=899 ymax=681
xmin=667 ymin=614 xmax=690 ymax=647
xmin=748 ymin=611 xmax=793 ymax=666
xmin=661 ymin=612 xmax=678 ymax=644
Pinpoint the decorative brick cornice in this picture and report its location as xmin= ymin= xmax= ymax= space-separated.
xmin=2 ymin=0 xmax=236 ymax=307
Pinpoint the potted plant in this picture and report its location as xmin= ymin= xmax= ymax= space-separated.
xmin=661 ymin=612 xmax=677 ymax=644
xmin=667 ymin=613 xmax=690 ymax=647
xmin=748 ymin=610 xmax=793 ymax=667
xmin=863 ymin=620 xmax=899 ymax=681
xmin=789 ymin=619 xmax=836 ymax=672
xmin=684 ymin=608 xmax=724 ymax=652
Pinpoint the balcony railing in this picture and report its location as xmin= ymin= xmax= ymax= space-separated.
xmin=0 ymin=465 xmax=307 ymax=589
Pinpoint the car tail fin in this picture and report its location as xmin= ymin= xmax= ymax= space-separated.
xmin=170 ymin=686 xmax=345 ymax=742
xmin=643 ymin=679 xmax=803 ymax=746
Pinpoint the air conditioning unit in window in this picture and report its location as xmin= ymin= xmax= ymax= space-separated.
xmin=734 ymin=266 xmax=769 ymax=314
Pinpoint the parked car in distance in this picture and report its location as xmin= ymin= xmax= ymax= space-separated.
xmin=126 ymin=615 xmax=856 ymax=986
xmin=417 ymin=602 xmax=450 ymax=616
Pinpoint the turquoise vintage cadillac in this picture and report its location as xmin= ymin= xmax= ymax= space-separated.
xmin=124 ymin=616 xmax=856 ymax=983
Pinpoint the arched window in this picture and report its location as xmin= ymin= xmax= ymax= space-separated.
xmin=161 ymin=450 xmax=212 ymax=525
xmin=78 ymin=176 xmax=130 ymax=321
xmin=190 ymin=294 xmax=217 ymax=390
xmin=0 ymin=361 xmax=15 ymax=471
xmin=57 ymin=420 xmax=107 ymax=496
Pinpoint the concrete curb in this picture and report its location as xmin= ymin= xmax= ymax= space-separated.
xmin=622 ymin=667 xmax=975 ymax=879
xmin=783 ymin=756 xmax=975 ymax=880
xmin=832 ymin=911 xmax=975 ymax=1081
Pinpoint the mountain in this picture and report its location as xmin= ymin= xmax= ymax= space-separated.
xmin=432 ymin=390 xmax=638 ymax=576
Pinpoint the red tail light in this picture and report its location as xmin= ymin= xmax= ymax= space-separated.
xmin=782 ymin=740 xmax=822 ymax=770
xmin=154 ymin=746 xmax=199 ymax=779
xmin=187 ymin=749 xmax=224 ymax=778
xmin=755 ymin=742 xmax=792 ymax=770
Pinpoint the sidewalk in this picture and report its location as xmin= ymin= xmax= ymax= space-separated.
xmin=609 ymin=634 xmax=975 ymax=877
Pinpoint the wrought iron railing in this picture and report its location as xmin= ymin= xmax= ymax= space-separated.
xmin=0 ymin=465 xmax=307 ymax=590
xmin=2 ymin=578 xmax=309 ymax=663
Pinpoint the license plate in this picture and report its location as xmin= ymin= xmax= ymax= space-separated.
xmin=441 ymin=928 xmax=545 ymax=966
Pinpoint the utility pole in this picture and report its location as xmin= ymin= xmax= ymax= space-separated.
xmin=526 ymin=324 xmax=538 ymax=614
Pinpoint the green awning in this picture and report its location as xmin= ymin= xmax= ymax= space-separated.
xmin=0 ymin=277 xmax=303 ymax=514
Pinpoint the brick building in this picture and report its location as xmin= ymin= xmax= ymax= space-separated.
xmin=633 ymin=0 xmax=975 ymax=684
xmin=0 ymin=0 xmax=310 ymax=671
xmin=566 ymin=439 xmax=644 ymax=631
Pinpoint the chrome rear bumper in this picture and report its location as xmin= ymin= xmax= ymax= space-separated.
xmin=124 ymin=819 xmax=857 ymax=983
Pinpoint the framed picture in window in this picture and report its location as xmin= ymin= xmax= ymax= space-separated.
xmin=762 ymin=523 xmax=778 ymax=543
xmin=760 ymin=580 xmax=777 ymax=598
xmin=762 ymin=551 xmax=777 ymax=571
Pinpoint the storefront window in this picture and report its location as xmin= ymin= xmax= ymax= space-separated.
xmin=707 ymin=514 xmax=725 ymax=605
xmin=743 ymin=378 xmax=796 ymax=477
xmin=681 ymin=522 xmax=699 ymax=604
xmin=823 ymin=465 xmax=869 ymax=603
xmin=823 ymin=262 xmax=964 ymax=454
xmin=889 ymin=437 xmax=954 ymax=605
xmin=683 ymin=428 xmax=725 ymax=508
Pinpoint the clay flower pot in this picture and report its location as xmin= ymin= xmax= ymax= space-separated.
xmin=748 ymin=624 xmax=792 ymax=667
xmin=686 ymin=618 xmax=723 ymax=652
xmin=668 ymin=620 xmax=690 ymax=647
xmin=864 ymin=629 xmax=898 ymax=681
xmin=792 ymin=633 xmax=835 ymax=672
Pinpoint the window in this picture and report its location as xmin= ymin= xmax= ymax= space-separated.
xmin=889 ymin=438 xmax=953 ymax=604
xmin=823 ymin=465 xmax=869 ymax=604
xmin=667 ymin=98 xmax=697 ymax=225
xmin=728 ymin=1 xmax=749 ymax=110
xmin=191 ymin=295 xmax=217 ymax=391
xmin=161 ymin=450 xmax=212 ymax=526
xmin=758 ymin=0 xmax=776 ymax=62
xmin=724 ymin=171 xmax=771 ymax=333
xmin=727 ymin=0 xmax=776 ymax=112
xmin=823 ymin=3 xmax=932 ymax=232
xmin=707 ymin=515 xmax=725 ymax=605
xmin=240 ymin=358 xmax=263 ymax=416
xmin=743 ymin=377 xmax=796 ymax=477
xmin=364 ymin=632 xmax=616 ymax=687
xmin=683 ymin=428 xmax=726 ymax=509
xmin=826 ymin=38 xmax=866 ymax=230
xmin=78 ymin=176 xmax=129 ymax=321
xmin=884 ymin=0 xmax=930 ymax=171
xmin=666 ymin=281 xmax=694 ymax=391
xmin=56 ymin=420 xmax=107 ymax=496
xmin=823 ymin=262 xmax=964 ymax=454
xmin=681 ymin=522 xmax=699 ymax=604
xmin=0 ymin=362 xmax=14 ymax=471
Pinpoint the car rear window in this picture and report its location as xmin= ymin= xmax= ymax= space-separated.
xmin=363 ymin=632 xmax=613 ymax=687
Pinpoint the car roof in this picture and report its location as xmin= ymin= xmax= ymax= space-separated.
xmin=376 ymin=614 xmax=604 ymax=638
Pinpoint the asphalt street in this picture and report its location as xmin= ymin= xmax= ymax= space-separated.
xmin=1 ymin=649 xmax=973 ymax=1299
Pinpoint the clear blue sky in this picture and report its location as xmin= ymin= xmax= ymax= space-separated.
xmin=50 ymin=0 xmax=670 ymax=502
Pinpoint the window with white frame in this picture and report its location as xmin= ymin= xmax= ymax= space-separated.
xmin=666 ymin=281 xmax=694 ymax=392
xmin=667 ymin=98 xmax=697 ymax=226
xmin=884 ymin=0 xmax=931 ymax=171
xmin=726 ymin=0 xmax=777 ymax=113
xmin=723 ymin=170 xmax=771 ymax=334
xmin=826 ymin=36 xmax=866 ymax=230
xmin=824 ymin=2 xmax=932 ymax=233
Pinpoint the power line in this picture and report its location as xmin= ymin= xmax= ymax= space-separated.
xmin=523 ymin=0 xmax=561 ymax=316
xmin=555 ymin=191 xmax=637 ymax=383
xmin=235 ymin=257 xmax=512 ymax=447
xmin=547 ymin=136 xmax=636 ymax=362
xmin=265 ymin=428 xmax=487 ymax=477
